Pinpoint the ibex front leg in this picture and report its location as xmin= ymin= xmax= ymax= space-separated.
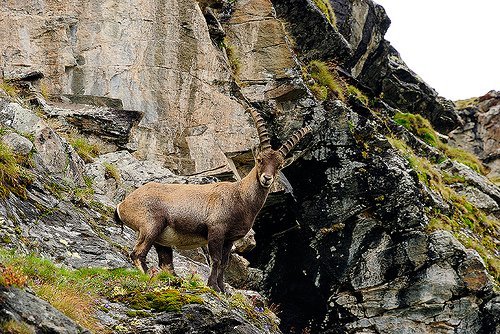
xmin=217 ymin=240 xmax=233 ymax=292
xmin=207 ymin=231 xmax=224 ymax=292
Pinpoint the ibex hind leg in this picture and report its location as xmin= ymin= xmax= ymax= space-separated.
xmin=154 ymin=244 xmax=175 ymax=274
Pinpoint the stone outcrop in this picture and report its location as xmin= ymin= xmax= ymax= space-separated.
xmin=449 ymin=91 xmax=500 ymax=181
xmin=0 ymin=287 xmax=90 ymax=334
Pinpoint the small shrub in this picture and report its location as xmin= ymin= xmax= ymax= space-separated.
xmin=0 ymin=264 xmax=28 ymax=287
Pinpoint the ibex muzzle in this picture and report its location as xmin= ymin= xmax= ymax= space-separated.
xmin=115 ymin=108 xmax=310 ymax=292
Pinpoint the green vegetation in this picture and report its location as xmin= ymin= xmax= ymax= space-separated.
xmin=387 ymin=136 xmax=500 ymax=281
xmin=311 ymin=0 xmax=337 ymax=27
xmin=224 ymin=39 xmax=240 ymax=76
xmin=69 ymin=136 xmax=100 ymax=163
xmin=73 ymin=175 xmax=95 ymax=205
xmin=454 ymin=96 xmax=479 ymax=110
xmin=304 ymin=60 xmax=346 ymax=101
xmin=347 ymin=84 xmax=369 ymax=106
xmin=393 ymin=112 xmax=486 ymax=174
xmin=0 ymin=250 xmax=209 ymax=333
xmin=0 ymin=80 xmax=19 ymax=98
xmin=103 ymin=162 xmax=120 ymax=182
xmin=0 ymin=320 xmax=34 ymax=334
xmin=0 ymin=140 xmax=33 ymax=199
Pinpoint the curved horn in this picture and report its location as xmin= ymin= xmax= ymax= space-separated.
xmin=278 ymin=126 xmax=311 ymax=157
xmin=248 ymin=108 xmax=271 ymax=150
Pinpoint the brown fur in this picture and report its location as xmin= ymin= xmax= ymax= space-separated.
xmin=116 ymin=111 xmax=310 ymax=292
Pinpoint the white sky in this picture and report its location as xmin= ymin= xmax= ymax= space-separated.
xmin=374 ymin=0 xmax=500 ymax=101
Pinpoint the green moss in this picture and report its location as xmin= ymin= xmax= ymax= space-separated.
xmin=125 ymin=310 xmax=151 ymax=318
xmin=311 ymin=0 xmax=337 ymax=27
xmin=121 ymin=289 xmax=203 ymax=312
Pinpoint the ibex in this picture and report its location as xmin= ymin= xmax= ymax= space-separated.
xmin=115 ymin=108 xmax=310 ymax=292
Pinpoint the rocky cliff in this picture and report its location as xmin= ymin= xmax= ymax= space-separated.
xmin=0 ymin=0 xmax=499 ymax=333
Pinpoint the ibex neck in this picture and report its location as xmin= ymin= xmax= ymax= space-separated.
xmin=239 ymin=167 xmax=271 ymax=211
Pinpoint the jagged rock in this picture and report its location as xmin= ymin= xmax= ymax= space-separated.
xmin=0 ymin=132 xmax=33 ymax=156
xmin=438 ymin=160 xmax=500 ymax=217
xmin=449 ymin=90 xmax=500 ymax=180
xmin=330 ymin=0 xmax=391 ymax=77
xmin=272 ymin=0 xmax=353 ymax=65
xmin=234 ymin=228 xmax=257 ymax=253
xmin=0 ymin=286 xmax=90 ymax=334
xmin=44 ymin=101 xmax=143 ymax=148
xmin=0 ymin=0 xmax=256 ymax=175
xmin=62 ymin=94 xmax=124 ymax=109
xmin=358 ymin=41 xmax=459 ymax=133
xmin=0 ymin=100 xmax=86 ymax=186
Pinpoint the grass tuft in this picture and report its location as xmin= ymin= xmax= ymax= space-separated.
xmin=0 ymin=80 xmax=20 ymax=98
xmin=69 ymin=136 xmax=100 ymax=163
xmin=0 ymin=141 xmax=33 ymax=199
xmin=103 ymin=162 xmax=120 ymax=182
xmin=393 ymin=112 xmax=486 ymax=174
xmin=0 ymin=320 xmax=34 ymax=334
xmin=305 ymin=60 xmax=346 ymax=102
xmin=387 ymin=135 xmax=500 ymax=282
xmin=311 ymin=0 xmax=337 ymax=27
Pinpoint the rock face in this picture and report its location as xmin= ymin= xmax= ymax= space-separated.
xmin=0 ymin=0 xmax=499 ymax=334
xmin=449 ymin=91 xmax=500 ymax=181
xmin=0 ymin=287 xmax=90 ymax=334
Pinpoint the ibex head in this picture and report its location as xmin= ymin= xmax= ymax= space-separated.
xmin=248 ymin=108 xmax=311 ymax=188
